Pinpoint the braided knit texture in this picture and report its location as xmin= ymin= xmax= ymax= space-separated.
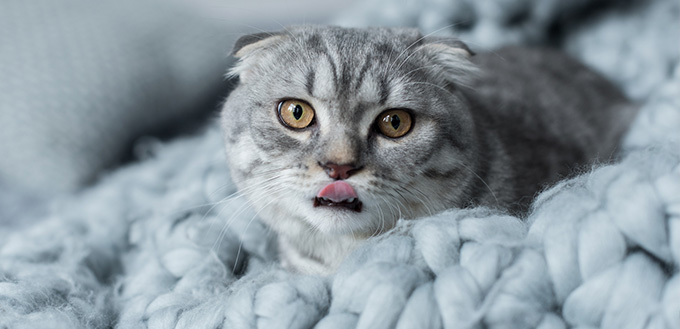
xmin=2 ymin=0 xmax=679 ymax=328
xmin=1 ymin=71 xmax=678 ymax=328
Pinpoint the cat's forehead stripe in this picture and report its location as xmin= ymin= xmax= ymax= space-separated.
xmin=304 ymin=38 xmax=391 ymax=107
xmin=354 ymin=53 xmax=373 ymax=94
xmin=312 ymin=54 xmax=339 ymax=101
xmin=378 ymin=76 xmax=390 ymax=106
xmin=305 ymin=70 xmax=315 ymax=97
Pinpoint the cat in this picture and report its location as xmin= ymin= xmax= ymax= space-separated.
xmin=220 ymin=25 xmax=637 ymax=275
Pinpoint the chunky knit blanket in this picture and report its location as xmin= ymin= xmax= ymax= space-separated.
xmin=2 ymin=0 xmax=679 ymax=328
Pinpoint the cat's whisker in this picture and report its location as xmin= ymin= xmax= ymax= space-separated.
xmin=386 ymin=24 xmax=461 ymax=74
xmin=394 ymin=25 xmax=469 ymax=74
xmin=407 ymin=185 xmax=438 ymax=218
xmin=448 ymin=38 xmax=507 ymax=61
xmin=231 ymin=195 xmax=282 ymax=274
xmin=199 ymin=186 xmax=259 ymax=220
xmin=165 ymin=197 xmax=237 ymax=218
xmin=384 ymin=194 xmax=399 ymax=226
xmin=402 ymin=64 xmax=443 ymax=79
xmin=456 ymin=161 xmax=500 ymax=208
xmin=211 ymin=187 xmax=284 ymax=258
xmin=218 ymin=172 xmax=282 ymax=202
xmin=211 ymin=195 xmax=255 ymax=252
xmin=387 ymin=188 xmax=414 ymax=219
xmin=375 ymin=194 xmax=398 ymax=237
xmin=393 ymin=49 xmax=428 ymax=75
xmin=204 ymin=186 xmax=274 ymax=238
xmin=204 ymin=179 xmax=237 ymax=200
xmin=211 ymin=180 xmax=284 ymax=232
xmin=283 ymin=28 xmax=309 ymax=59
xmin=391 ymin=198 xmax=402 ymax=222
xmin=301 ymin=221 xmax=319 ymax=239
xmin=380 ymin=205 xmax=387 ymax=237
xmin=371 ymin=200 xmax=386 ymax=238
xmin=201 ymin=171 xmax=285 ymax=232
xmin=166 ymin=168 xmax=281 ymax=217
xmin=211 ymin=185 xmax=287 ymax=253
xmin=348 ymin=221 xmax=357 ymax=241
xmin=393 ymin=192 xmax=408 ymax=219
xmin=235 ymin=24 xmax=276 ymax=37
xmin=384 ymin=39 xmax=398 ymax=82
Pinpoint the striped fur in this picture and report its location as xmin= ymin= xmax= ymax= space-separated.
xmin=221 ymin=26 xmax=636 ymax=274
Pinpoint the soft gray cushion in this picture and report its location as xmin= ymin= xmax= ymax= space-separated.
xmin=0 ymin=0 xmax=233 ymax=194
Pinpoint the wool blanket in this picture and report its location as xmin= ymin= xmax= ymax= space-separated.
xmin=1 ymin=0 xmax=679 ymax=328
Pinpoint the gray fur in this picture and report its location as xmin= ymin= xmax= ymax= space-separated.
xmin=221 ymin=26 xmax=637 ymax=274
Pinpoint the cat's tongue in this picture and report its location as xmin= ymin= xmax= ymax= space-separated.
xmin=316 ymin=181 xmax=358 ymax=203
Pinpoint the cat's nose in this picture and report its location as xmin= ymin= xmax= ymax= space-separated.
xmin=319 ymin=162 xmax=361 ymax=180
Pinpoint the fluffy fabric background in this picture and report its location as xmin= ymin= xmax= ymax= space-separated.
xmin=1 ymin=0 xmax=679 ymax=328
xmin=0 ymin=0 xmax=233 ymax=195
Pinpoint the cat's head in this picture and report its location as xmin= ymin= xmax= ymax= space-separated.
xmin=221 ymin=26 xmax=480 ymax=238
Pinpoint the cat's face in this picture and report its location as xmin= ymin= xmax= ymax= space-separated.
xmin=222 ymin=26 xmax=479 ymax=238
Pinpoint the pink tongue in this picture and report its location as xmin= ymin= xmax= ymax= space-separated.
xmin=317 ymin=181 xmax=358 ymax=203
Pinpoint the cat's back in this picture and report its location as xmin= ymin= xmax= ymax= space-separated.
xmin=463 ymin=47 xmax=638 ymax=213
xmin=469 ymin=47 xmax=637 ymax=161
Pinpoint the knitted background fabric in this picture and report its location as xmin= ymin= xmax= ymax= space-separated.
xmin=1 ymin=0 xmax=679 ymax=328
xmin=0 ymin=0 xmax=232 ymax=195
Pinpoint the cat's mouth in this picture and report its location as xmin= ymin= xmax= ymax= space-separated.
xmin=313 ymin=181 xmax=363 ymax=212
xmin=313 ymin=196 xmax=363 ymax=212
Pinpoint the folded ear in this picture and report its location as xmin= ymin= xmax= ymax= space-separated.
xmin=416 ymin=38 xmax=478 ymax=88
xmin=229 ymin=32 xmax=286 ymax=81
xmin=232 ymin=32 xmax=284 ymax=57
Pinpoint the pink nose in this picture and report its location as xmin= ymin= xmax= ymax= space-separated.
xmin=320 ymin=162 xmax=360 ymax=180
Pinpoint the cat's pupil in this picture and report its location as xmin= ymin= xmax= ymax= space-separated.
xmin=293 ymin=105 xmax=303 ymax=120
xmin=390 ymin=115 xmax=401 ymax=130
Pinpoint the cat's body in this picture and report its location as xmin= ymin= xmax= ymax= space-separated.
xmin=221 ymin=26 xmax=636 ymax=275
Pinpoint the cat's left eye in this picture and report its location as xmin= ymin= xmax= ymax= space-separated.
xmin=278 ymin=99 xmax=315 ymax=129
xmin=376 ymin=109 xmax=413 ymax=138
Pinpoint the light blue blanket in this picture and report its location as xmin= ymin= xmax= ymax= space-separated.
xmin=1 ymin=0 xmax=679 ymax=328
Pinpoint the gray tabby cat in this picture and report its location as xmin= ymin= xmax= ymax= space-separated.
xmin=221 ymin=26 xmax=636 ymax=275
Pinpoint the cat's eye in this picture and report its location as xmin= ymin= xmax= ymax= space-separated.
xmin=376 ymin=109 xmax=413 ymax=138
xmin=278 ymin=99 xmax=315 ymax=129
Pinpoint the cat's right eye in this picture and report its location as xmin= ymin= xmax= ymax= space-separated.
xmin=277 ymin=99 xmax=315 ymax=129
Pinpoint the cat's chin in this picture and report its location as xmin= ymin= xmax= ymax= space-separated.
xmin=302 ymin=206 xmax=386 ymax=237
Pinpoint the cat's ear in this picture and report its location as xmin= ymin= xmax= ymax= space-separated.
xmin=229 ymin=32 xmax=286 ymax=82
xmin=417 ymin=38 xmax=479 ymax=88
xmin=231 ymin=32 xmax=285 ymax=58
